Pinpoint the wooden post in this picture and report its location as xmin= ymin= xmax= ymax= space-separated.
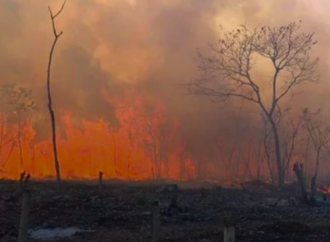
xmin=224 ymin=226 xmax=235 ymax=242
xmin=24 ymin=173 xmax=31 ymax=184
xmin=18 ymin=171 xmax=26 ymax=194
xmin=18 ymin=190 xmax=30 ymax=242
xmin=98 ymin=171 xmax=103 ymax=193
xmin=151 ymin=200 xmax=160 ymax=242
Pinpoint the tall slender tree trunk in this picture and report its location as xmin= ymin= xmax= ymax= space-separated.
xmin=269 ymin=118 xmax=284 ymax=187
xmin=47 ymin=68 xmax=61 ymax=183
xmin=47 ymin=40 xmax=61 ymax=183
xmin=46 ymin=1 xmax=67 ymax=183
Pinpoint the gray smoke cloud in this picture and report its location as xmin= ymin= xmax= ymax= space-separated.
xmin=0 ymin=0 xmax=329 ymax=152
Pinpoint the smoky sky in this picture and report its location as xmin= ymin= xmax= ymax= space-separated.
xmin=0 ymin=0 xmax=330 ymax=143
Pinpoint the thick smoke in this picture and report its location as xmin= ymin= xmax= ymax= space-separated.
xmin=0 ymin=0 xmax=330 ymax=171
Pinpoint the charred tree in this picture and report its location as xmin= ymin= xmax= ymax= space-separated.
xmin=276 ymin=108 xmax=303 ymax=182
xmin=47 ymin=0 xmax=67 ymax=183
xmin=188 ymin=22 xmax=319 ymax=187
xmin=302 ymin=108 xmax=330 ymax=195
xmin=293 ymin=162 xmax=310 ymax=205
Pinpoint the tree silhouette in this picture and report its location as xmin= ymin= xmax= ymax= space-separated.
xmin=46 ymin=0 xmax=67 ymax=183
xmin=189 ymin=22 xmax=319 ymax=187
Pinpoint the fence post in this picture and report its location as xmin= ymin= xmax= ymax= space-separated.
xmin=224 ymin=226 xmax=235 ymax=242
xmin=18 ymin=171 xmax=25 ymax=194
xmin=18 ymin=171 xmax=30 ymax=195
xmin=151 ymin=200 xmax=160 ymax=242
xmin=98 ymin=171 xmax=103 ymax=193
xmin=18 ymin=190 xmax=30 ymax=242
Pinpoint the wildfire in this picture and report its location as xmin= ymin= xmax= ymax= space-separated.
xmin=2 ymin=1 xmax=327 ymax=184
xmin=317 ymin=186 xmax=330 ymax=195
xmin=0 ymin=89 xmax=199 ymax=181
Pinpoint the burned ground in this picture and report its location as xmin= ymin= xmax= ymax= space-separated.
xmin=1 ymin=180 xmax=330 ymax=242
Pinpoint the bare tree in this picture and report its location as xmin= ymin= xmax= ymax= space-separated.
xmin=189 ymin=22 xmax=319 ymax=187
xmin=137 ymin=104 xmax=172 ymax=180
xmin=47 ymin=0 xmax=67 ymax=183
xmin=0 ymin=123 xmax=16 ymax=175
xmin=0 ymin=83 xmax=36 ymax=170
xmin=0 ymin=83 xmax=35 ymax=174
xmin=140 ymin=119 xmax=160 ymax=179
xmin=302 ymin=108 xmax=330 ymax=194
xmin=275 ymin=108 xmax=304 ymax=181
xmin=283 ymin=119 xmax=303 ymax=181
xmin=140 ymin=117 xmax=167 ymax=179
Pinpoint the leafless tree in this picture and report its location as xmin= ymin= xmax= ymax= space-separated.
xmin=189 ymin=22 xmax=319 ymax=187
xmin=47 ymin=0 xmax=67 ymax=183
xmin=0 ymin=83 xmax=36 ymax=170
xmin=139 ymin=114 xmax=169 ymax=179
xmin=140 ymin=119 xmax=159 ymax=179
xmin=261 ymin=114 xmax=276 ymax=184
xmin=276 ymin=108 xmax=304 ymax=181
xmin=0 ymin=83 xmax=35 ymax=175
xmin=302 ymin=108 xmax=330 ymax=194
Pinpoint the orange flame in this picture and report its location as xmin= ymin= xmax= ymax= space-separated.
xmin=0 ymin=90 xmax=199 ymax=181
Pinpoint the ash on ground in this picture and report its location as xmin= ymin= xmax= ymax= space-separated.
xmin=1 ymin=179 xmax=330 ymax=242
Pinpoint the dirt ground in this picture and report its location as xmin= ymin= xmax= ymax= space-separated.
xmin=1 ymin=179 xmax=330 ymax=242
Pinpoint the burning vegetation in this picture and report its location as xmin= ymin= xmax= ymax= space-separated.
xmin=2 ymin=1 xmax=330 ymax=242
xmin=0 ymin=1 xmax=330 ymax=192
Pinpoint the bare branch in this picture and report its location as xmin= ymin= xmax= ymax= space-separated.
xmin=48 ymin=0 xmax=67 ymax=38
xmin=189 ymin=22 xmax=319 ymax=117
xmin=53 ymin=0 xmax=67 ymax=18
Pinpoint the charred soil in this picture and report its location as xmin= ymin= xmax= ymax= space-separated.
xmin=1 ymin=180 xmax=330 ymax=242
